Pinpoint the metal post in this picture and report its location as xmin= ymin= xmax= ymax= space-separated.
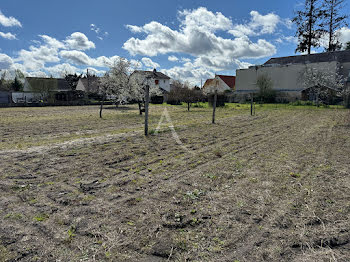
xmin=144 ymin=84 xmax=150 ymax=136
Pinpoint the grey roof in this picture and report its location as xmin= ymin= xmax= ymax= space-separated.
xmin=79 ymin=77 xmax=100 ymax=92
xmin=264 ymin=50 xmax=350 ymax=66
xmin=26 ymin=77 xmax=71 ymax=91
xmin=133 ymin=70 xmax=170 ymax=79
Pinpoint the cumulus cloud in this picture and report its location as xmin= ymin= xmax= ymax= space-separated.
xmin=124 ymin=7 xmax=277 ymax=83
xmin=0 ymin=10 xmax=22 ymax=27
xmin=60 ymin=50 xmax=120 ymax=68
xmin=44 ymin=63 xmax=79 ymax=77
xmin=0 ymin=53 xmax=14 ymax=69
xmin=65 ymin=32 xmax=95 ymax=50
xmin=0 ymin=32 xmax=17 ymax=40
xmin=318 ymin=27 xmax=350 ymax=50
xmin=16 ymin=45 xmax=60 ymax=71
xmin=229 ymin=11 xmax=281 ymax=37
xmin=39 ymin=35 xmax=65 ymax=49
xmin=141 ymin=57 xmax=160 ymax=69
xmin=178 ymin=7 xmax=232 ymax=33
xmin=161 ymin=61 xmax=215 ymax=84
xmin=338 ymin=27 xmax=350 ymax=46
xmin=168 ymin=55 xmax=179 ymax=62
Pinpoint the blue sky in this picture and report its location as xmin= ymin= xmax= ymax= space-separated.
xmin=0 ymin=0 xmax=350 ymax=84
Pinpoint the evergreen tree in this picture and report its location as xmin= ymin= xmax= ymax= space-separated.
xmin=345 ymin=41 xmax=350 ymax=50
xmin=12 ymin=77 xmax=23 ymax=91
xmin=320 ymin=0 xmax=348 ymax=51
xmin=293 ymin=0 xmax=323 ymax=54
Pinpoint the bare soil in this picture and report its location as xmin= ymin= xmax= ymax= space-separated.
xmin=0 ymin=104 xmax=350 ymax=261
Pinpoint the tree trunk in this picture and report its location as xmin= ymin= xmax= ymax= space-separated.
xmin=144 ymin=85 xmax=150 ymax=136
xmin=307 ymin=2 xmax=314 ymax=55
xmin=99 ymin=97 xmax=105 ymax=118
xmin=212 ymin=91 xmax=217 ymax=124
xmin=187 ymin=102 xmax=190 ymax=111
xmin=138 ymin=102 xmax=143 ymax=115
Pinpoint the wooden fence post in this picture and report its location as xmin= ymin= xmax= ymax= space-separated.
xmin=145 ymin=84 xmax=150 ymax=136
xmin=212 ymin=90 xmax=217 ymax=124
xmin=251 ymin=94 xmax=254 ymax=116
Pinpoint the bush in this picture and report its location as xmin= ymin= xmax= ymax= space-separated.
xmin=256 ymin=74 xmax=276 ymax=103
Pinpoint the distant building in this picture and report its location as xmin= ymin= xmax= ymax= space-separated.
xmin=131 ymin=69 xmax=171 ymax=93
xmin=76 ymin=77 xmax=100 ymax=94
xmin=236 ymin=50 xmax=350 ymax=102
xmin=14 ymin=77 xmax=82 ymax=103
xmin=202 ymin=75 xmax=235 ymax=94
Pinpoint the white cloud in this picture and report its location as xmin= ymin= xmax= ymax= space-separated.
xmin=0 ymin=10 xmax=22 ymax=27
xmin=16 ymin=45 xmax=60 ymax=71
xmin=90 ymin=24 xmax=109 ymax=40
xmin=39 ymin=35 xmax=65 ymax=49
xmin=275 ymin=35 xmax=298 ymax=44
xmin=229 ymin=11 xmax=281 ymax=37
xmin=124 ymin=8 xmax=276 ymax=59
xmin=45 ymin=63 xmax=79 ymax=77
xmin=338 ymin=27 xmax=350 ymax=46
xmin=0 ymin=53 xmax=14 ymax=69
xmin=65 ymin=32 xmax=95 ymax=50
xmin=141 ymin=57 xmax=160 ymax=69
xmin=179 ymin=7 xmax=232 ymax=33
xmin=126 ymin=25 xmax=144 ymax=33
xmin=168 ymin=55 xmax=179 ymax=62
xmin=161 ymin=61 xmax=215 ymax=84
xmin=0 ymin=32 xmax=17 ymax=40
xmin=90 ymin=24 xmax=100 ymax=34
xmin=60 ymin=50 xmax=120 ymax=68
xmin=318 ymin=27 xmax=350 ymax=49
xmin=123 ymin=7 xmax=279 ymax=83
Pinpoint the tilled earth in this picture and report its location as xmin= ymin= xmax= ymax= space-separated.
xmin=0 ymin=105 xmax=350 ymax=261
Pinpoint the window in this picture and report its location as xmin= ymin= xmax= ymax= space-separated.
xmin=155 ymin=80 xmax=159 ymax=85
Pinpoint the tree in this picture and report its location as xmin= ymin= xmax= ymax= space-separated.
xmin=11 ymin=77 xmax=23 ymax=91
xmin=299 ymin=66 xmax=346 ymax=106
xmin=98 ymin=58 xmax=131 ymax=118
xmin=319 ymin=0 xmax=348 ymax=52
xmin=65 ymin=73 xmax=81 ymax=91
xmin=293 ymin=0 xmax=322 ymax=54
xmin=256 ymin=74 xmax=276 ymax=103
xmin=129 ymin=70 xmax=161 ymax=115
xmin=345 ymin=41 xmax=350 ymax=50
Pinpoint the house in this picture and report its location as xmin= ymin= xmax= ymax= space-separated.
xmin=131 ymin=69 xmax=171 ymax=93
xmin=14 ymin=77 xmax=82 ymax=103
xmin=130 ymin=69 xmax=171 ymax=103
xmin=235 ymin=50 xmax=350 ymax=102
xmin=76 ymin=77 xmax=100 ymax=94
xmin=202 ymin=75 xmax=235 ymax=94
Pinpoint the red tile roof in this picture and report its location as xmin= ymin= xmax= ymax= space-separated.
xmin=217 ymin=75 xmax=235 ymax=90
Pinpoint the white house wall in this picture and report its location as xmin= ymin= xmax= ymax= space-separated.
xmin=203 ymin=76 xmax=231 ymax=94
xmin=236 ymin=61 xmax=339 ymax=93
